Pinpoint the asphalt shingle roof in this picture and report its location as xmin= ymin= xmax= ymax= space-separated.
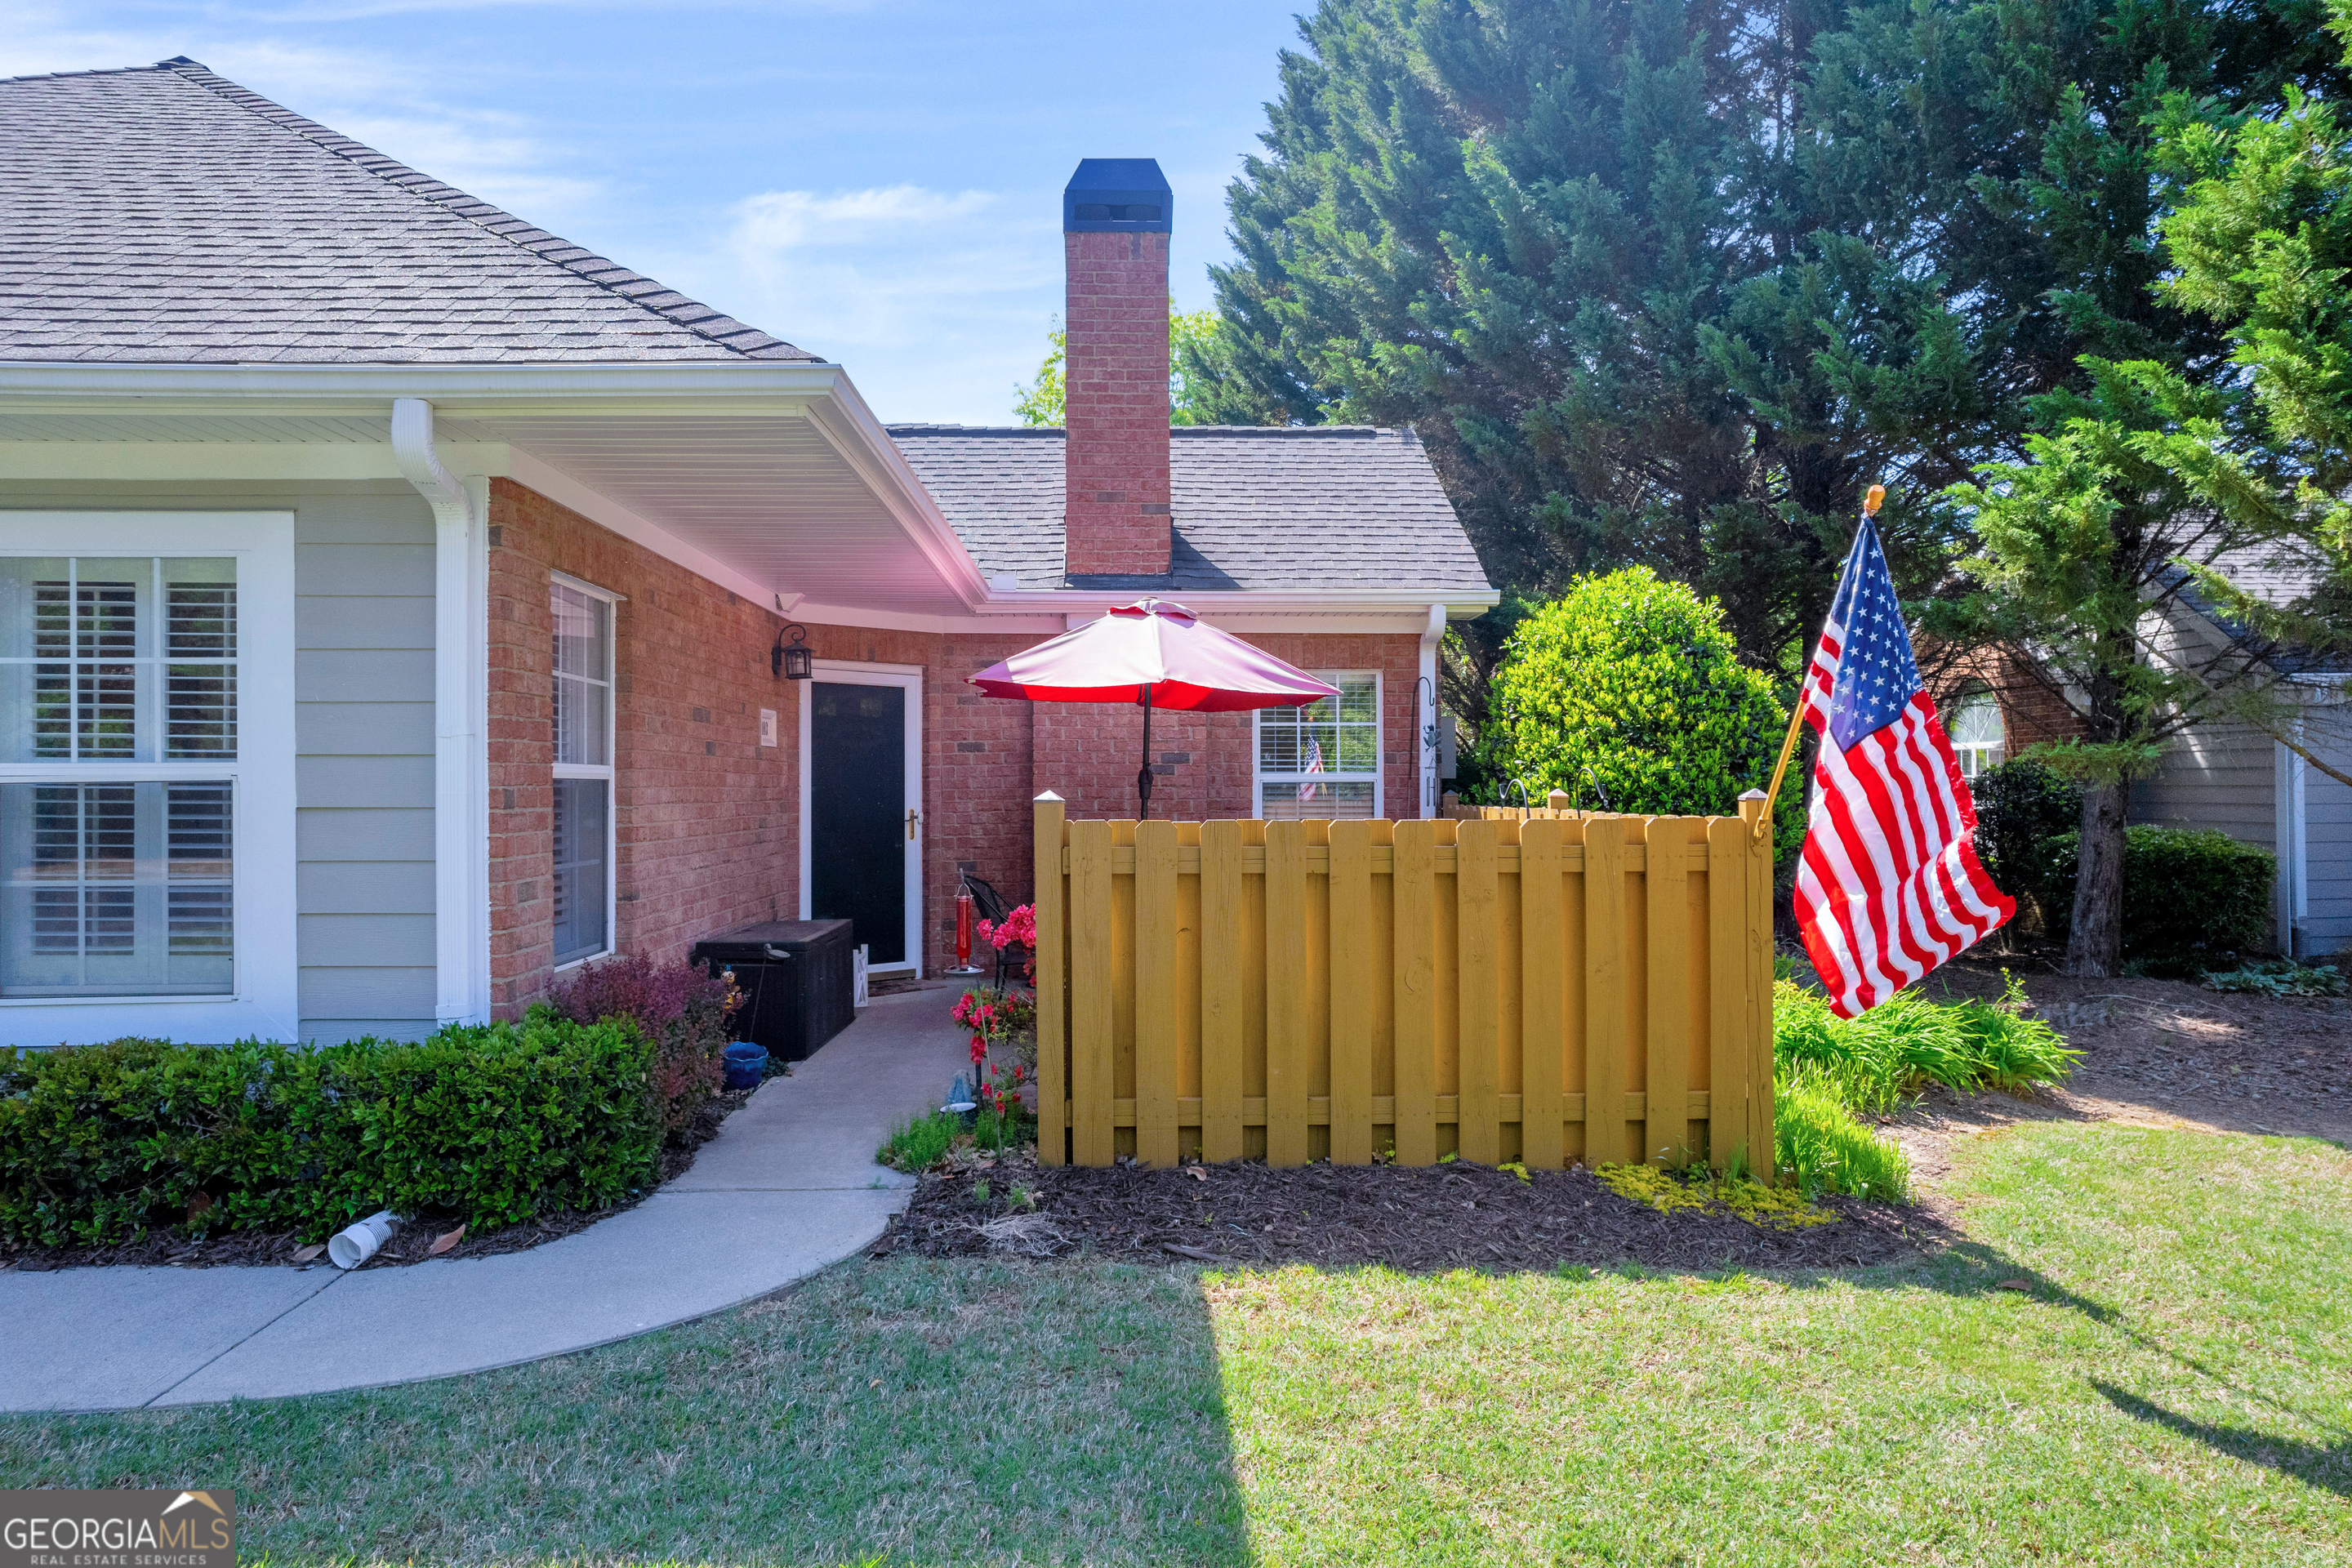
xmin=0 ymin=59 xmax=815 ymax=363
xmin=887 ymin=425 xmax=1493 ymax=595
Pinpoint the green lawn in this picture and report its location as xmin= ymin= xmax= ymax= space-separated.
xmin=6 ymin=1120 xmax=2349 ymax=1566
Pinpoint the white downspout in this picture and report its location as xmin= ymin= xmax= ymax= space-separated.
xmin=393 ymin=398 xmax=491 ymax=1025
xmin=1418 ymin=604 xmax=1446 ymax=817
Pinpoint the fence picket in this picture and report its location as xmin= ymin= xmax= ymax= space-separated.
xmin=1706 ymin=815 xmax=1747 ymax=1172
xmin=1456 ymin=819 xmax=1503 ymax=1165
xmin=1069 ymin=818 xmax=1116 ymax=1167
xmin=1392 ymin=819 xmax=1440 ymax=1165
xmin=1519 ymin=817 xmax=1567 ymax=1169
xmin=1328 ymin=819 xmax=1376 ymax=1165
xmin=1741 ymin=795 xmax=1777 ymax=1178
xmin=1582 ymin=816 xmax=1633 ymax=1166
xmin=1033 ymin=794 xmax=1067 ymax=1166
xmin=1200 ymin=818 xmax=1247 ymax=1164
xmin=1134 ymin=819 xmax=1181 ymax=1169
xmin=1645 ymin=815 xmax=1694 ymax=1167
xmin=1264 ymin=819 xmax=1311 ymax=1167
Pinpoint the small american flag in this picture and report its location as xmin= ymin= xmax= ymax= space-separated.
xmin=1298 ymin=734 xmax=1324 ymax=801
xmin=1793 ymin=516 xmax=2014 ymax=1017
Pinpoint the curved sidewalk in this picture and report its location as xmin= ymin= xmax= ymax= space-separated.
xmin=1 ymin=988 xmax=960 ymax=1414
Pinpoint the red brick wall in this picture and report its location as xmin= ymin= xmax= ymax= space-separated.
xmin=484 ymin=478 xmax=1432 ymax=987
xmin=486 ymin=479 xmax=798 ymax=1016
xmin=1063 ymin=229 xmax=1172 ymax=577
xmin=1922 ymin=641 xmax=2085 ymax=753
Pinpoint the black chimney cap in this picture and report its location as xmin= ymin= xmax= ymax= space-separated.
xmin=1063 ymin=158 xmax=1172 ymax=234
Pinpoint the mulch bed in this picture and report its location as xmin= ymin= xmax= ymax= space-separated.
xmin=0 ymin=1084 xmax=760 ymax=1274
xmin=871 ymin=1149 xmax=1951 ymax=1273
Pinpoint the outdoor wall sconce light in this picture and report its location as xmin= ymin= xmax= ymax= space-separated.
xmin=773 ymin=623 xmax=812 ymax=680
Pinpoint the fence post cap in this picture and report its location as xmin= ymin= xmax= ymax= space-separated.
xmin=1737 ymin=790 xmax=1768 ymax=826
xmin=1034 ymin=791 xmax=1064 ymax=803
xmin=1546 ymin=790 xmax=1572 ymax=811
xmin=1441 ymin=791 xmax=1459 ymax=808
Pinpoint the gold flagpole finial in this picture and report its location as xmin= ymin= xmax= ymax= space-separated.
xmin=1864 ymin=483 xmax=1886 ymax=516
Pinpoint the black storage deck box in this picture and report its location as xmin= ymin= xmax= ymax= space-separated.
xmin=688 ymin=919 xmax=856 ymax=1062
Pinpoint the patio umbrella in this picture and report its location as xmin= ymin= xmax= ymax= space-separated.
xmin=969 ymin=598 xmax=1339 ymax=817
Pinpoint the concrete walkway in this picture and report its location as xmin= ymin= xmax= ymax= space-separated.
xmin=0 ymin=987 xmax=962 ymax=1413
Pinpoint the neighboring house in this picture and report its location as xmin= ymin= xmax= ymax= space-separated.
xmin=2131 ymin=547 xmax=2352 ymax=958
xmin=0 ymin=60 xmax=1494 ymax=1046
xmin=1930 ymin=550 xmax=2350 ymax=957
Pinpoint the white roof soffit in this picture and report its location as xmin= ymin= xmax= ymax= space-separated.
xmin=0 ymin=361 xmax=1500 ymax=624
xmin=0 ymin=360 xmax=991 ymax=616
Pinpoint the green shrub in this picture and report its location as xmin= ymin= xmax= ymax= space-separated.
xmin=1969 ymin=759 xmax=2082 ymax=924
xmin=1775 ymin=1067 xmax=1911 ymax=1200
xmin=878 ymin=1111 xmax=960 ymax=1174
xmin=2037 ymin=826 xmax=2276 ymax=974
xmin=1483 ymin=568 xmax=1802 ymax=857
xmin=543 ymin=954 xmax=738 ymax=1143
xmin=0 ymin=1015 xmax=659 ymax=1249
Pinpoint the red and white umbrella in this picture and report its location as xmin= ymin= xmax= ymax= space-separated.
xmin=969 ymin=598 xmax=1338 ymax=817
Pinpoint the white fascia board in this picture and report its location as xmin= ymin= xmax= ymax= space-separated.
xmin=0 ymin=359 xmax=845 ymax=416
xmin=985 ymin=590 xmax=1499 ymax=623
xmin=0 ymin=439 xmax=510 ymax=482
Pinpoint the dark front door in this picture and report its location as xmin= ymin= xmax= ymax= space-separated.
xmin=810 ymin=681 xmax=907 ymax=966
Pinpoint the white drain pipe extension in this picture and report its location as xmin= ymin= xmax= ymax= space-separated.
xmin=1418 ymin=604 xmax=1446 ymax=817
xmin=393 ymin=397 xmax=491 ymax=1026
xmin=328 ymin=1210 xmax=401 ymax=1270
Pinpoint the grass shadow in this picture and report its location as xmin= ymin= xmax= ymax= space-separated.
xmin=2094 ymin=1380 xmax=2352 ymax=1498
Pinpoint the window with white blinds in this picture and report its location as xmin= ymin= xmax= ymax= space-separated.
xmin=551 ymin=578 xmax=616 ymax=968
xmin=0 ymin=556 xmax=240 ymax=997
xmin=1255 ymin=672 xmax=1381 ymax=821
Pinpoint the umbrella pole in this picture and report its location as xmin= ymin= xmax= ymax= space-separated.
xmin=1137 ymin=685 xmax=1155 ymax=819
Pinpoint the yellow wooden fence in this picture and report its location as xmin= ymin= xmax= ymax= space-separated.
xmin=1030 ymin=791 xmax=1776 ymax=1172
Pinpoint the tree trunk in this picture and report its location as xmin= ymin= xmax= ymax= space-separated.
xmin=2065 ymin=782 xmax=2129 ymax=976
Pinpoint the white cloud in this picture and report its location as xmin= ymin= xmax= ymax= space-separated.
xmin=671 ymin=183 xmax=1064 ymax=421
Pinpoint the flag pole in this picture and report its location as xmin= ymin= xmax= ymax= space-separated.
xmin=1753 ymin=483 xmax=1885 ymax=840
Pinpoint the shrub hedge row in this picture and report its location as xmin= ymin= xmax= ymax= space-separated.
xmin=0 ymin=1009 xmax=660 ymax=1248
xmin=2036 ymin=826 xmax=2275 ymax=973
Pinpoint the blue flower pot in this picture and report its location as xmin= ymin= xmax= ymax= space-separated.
xmin=723 ymin=1041 xmax=769 ymax=1090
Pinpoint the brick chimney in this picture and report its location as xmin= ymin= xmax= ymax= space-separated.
xmin=1062 ymin=158 xmax=1172 ymax=578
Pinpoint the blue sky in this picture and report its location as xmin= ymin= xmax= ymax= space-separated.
xmin=4 ymin=2 xmax=1309 ymax=422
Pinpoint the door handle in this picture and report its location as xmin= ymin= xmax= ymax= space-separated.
xmin=906 ymin=808 xmax=920 ymax=841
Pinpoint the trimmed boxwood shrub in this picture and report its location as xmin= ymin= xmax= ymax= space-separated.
xmin=2037 ymin=826 xmax=2276 ymax=974
xmin=1483 ymin=568 xmax=1802 ymax=858
xmin=0 ymin=1010 xmax=658 ymax=1249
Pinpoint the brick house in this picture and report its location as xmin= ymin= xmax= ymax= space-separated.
xmin=0 ymin=62 xmax=1494 ymax=1045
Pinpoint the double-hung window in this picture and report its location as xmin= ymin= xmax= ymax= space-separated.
xmin=0 ymin=515 xmax=295 ymax=1038
xmin=1949 ymin=689 xmax=2005 ymax=779
xmin=550 ymin=577 xmax=616 ymax=968
xmin=1255 ymin=672 xmax=1380 ymax=820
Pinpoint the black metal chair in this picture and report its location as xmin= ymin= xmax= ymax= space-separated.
xmin=960 ymin=871 xmax=1027 ymax=991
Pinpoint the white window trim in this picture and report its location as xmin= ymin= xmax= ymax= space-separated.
xmin=1254 ymin=669 xmax=1383 ymax=819
xmin=1949 ymin=689 xmax=2006 ymax=780
xmin=551 ymin=575 xmax=620 ymax=973
xmin=797 ymin=660 xmax=924 ymax=977
xmin=0 ymin=512 xmax=296 ymax=1043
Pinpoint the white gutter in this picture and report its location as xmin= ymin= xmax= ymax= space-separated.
xmin=1418 ymin=604 xmax=1446 ymax=817
xmin=392 ymin=398 xmax=491 ymax=1026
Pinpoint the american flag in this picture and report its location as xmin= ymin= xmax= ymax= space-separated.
xmin=1793 ymin=516 xmax=2014 ymax=1018
xmin=1298 ymin=734 xmax=1324 ymax=801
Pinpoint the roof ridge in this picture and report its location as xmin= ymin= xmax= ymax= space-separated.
xmin=145 ymin=56 xmax=815 ymax=363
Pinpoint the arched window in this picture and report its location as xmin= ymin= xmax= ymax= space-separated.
xmin=1949 ymin=688 xmax=2005 ymax=778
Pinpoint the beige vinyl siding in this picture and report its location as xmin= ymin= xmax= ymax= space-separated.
xmin=0 ymin=480 xmax=440 ymax=1042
